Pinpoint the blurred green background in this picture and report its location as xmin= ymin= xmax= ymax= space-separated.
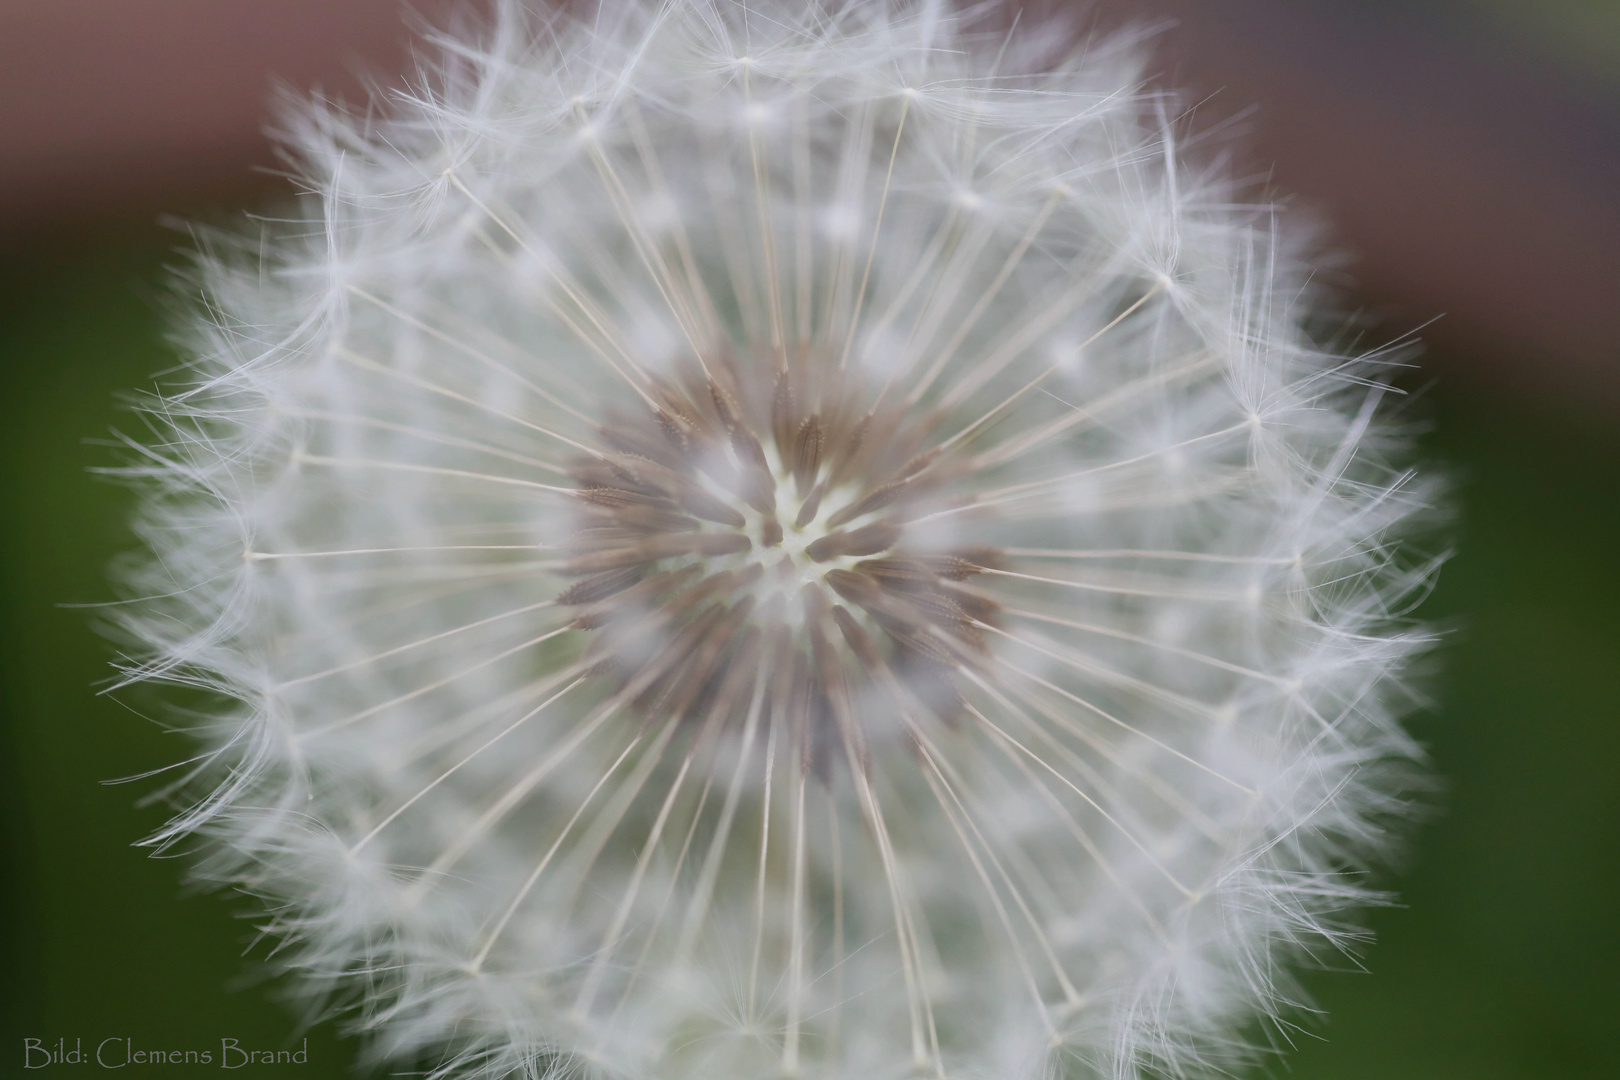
xmin=2 ymin=224 xmax=1617 ymax=1079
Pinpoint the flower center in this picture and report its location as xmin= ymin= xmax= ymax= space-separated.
xmin=556 ymin=351 xmax=1002 ymax=764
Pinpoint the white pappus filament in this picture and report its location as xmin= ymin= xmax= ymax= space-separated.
xmin=112 ymin=2 xmax=1439 ymax=1078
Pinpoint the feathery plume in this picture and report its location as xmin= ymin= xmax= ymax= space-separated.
xmin=111 ymin=2 xmax=1438 ymax=1077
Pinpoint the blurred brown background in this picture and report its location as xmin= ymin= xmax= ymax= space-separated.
xmin=2 ymin=0 xmax=1616 ymax=404
xmin=1 ymin=0 xmax=460 ymax=224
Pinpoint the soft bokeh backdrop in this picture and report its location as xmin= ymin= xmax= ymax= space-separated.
xmin=3 ymin=1 xmax=1617 ymax=1077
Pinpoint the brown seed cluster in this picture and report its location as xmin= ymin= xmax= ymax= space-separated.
xmin=556 ymin=350 xmax=1003 ymax=769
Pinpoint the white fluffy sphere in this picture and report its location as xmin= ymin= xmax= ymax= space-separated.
xmin=114 ymin=2 xmax=1437 ymax=1078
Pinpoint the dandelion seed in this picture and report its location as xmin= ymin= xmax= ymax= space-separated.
xmin=111 ymin=2 xmax=1438 ymax=1077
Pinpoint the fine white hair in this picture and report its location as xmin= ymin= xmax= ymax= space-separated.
xmin=112 ymin=2 xmax=1439 ymax=1078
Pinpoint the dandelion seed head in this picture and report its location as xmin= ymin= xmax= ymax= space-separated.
xmin=111 ymin=2 xmax=1438 ymax=1078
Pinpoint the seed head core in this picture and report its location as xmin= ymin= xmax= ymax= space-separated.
xmin=560 ymin=350 xmax=1003 ymax=764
